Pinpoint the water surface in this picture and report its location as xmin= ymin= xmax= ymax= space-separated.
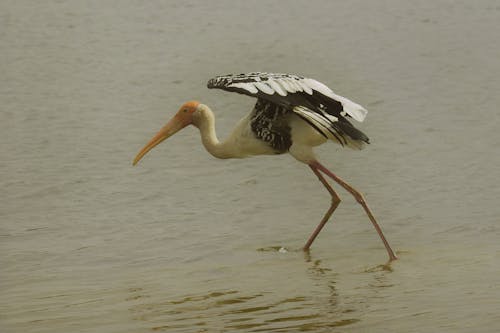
xmin=1 ymin=1 xmax=500 ymax=332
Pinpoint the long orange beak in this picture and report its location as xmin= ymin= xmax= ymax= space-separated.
xmin=133 ymin=117 xmax=186 ymax=165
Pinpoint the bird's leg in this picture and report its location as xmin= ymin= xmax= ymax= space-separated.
xmin=311 ymin=161 xmax=397 ymax=261
xmin=303 ymin=165 xmax=341 ymax=251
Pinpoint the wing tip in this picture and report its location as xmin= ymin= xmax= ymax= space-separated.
xmin=341 ymin=100 xmax=368 ymax=122
xmin=352 ymin=106 xmax=368 ymax=122
xmin=206 ymin=78 xmax=218 ymax=89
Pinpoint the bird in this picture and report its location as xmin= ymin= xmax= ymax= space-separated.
xmin=133 ymin=72 xmax=397 ymax=261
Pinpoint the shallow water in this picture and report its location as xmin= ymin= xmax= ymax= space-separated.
xmin=1 ymin=1 xmax=500 ymax=332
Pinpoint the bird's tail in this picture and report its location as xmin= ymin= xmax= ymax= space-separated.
xmin=293 ymin=105 xmax=369 ymax=150
xmin=336 ymin=119 xmax=370 ymax=150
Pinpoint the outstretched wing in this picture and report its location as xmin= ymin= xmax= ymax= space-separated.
xmin=206 ymin=72 xmax=368 ymax=122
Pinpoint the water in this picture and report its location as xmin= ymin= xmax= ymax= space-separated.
xmin=1 ymin=1 xmax=500 ymax=332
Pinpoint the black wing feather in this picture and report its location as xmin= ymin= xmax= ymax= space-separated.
xmin=207 ymin=72 xmax=369 ymax=145
xmin=208 ymin=72 xmax=343 ymax=117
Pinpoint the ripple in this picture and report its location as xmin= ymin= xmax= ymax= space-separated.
xmin=130 ymin=289 xmax=359 ymax=332
xmin=256 ymin=246 xmax=290 ymax=253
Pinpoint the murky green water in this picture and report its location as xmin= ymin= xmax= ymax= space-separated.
xmin=1 ymin=1 xmax=499 ymax=332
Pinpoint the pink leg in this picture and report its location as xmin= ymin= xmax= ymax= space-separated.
xmin=304 ymin=165 xmax=341 ymax=250
xmin=310 ymin=161 xmax=397 ymax=261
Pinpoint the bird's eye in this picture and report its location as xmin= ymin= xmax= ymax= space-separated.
xmin=183 ymin=109 xmax=188 ymax=113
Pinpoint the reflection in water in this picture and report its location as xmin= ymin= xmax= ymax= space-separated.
xmin=127 ymin=251 xmax=376 ymax=332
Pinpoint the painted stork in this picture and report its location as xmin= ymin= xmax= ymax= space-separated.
xmin=133 ymin=72 xmax=397 ymax=261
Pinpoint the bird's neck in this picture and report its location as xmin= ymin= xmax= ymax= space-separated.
xmin=194 ymin=105 xmax=236 ymax=159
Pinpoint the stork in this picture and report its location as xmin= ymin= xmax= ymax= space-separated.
xmin=133 ymin=72 xmax=397 ymax=261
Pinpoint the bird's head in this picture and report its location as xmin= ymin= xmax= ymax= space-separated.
xmin=133 ymin=100 xmax=200 ymax=165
